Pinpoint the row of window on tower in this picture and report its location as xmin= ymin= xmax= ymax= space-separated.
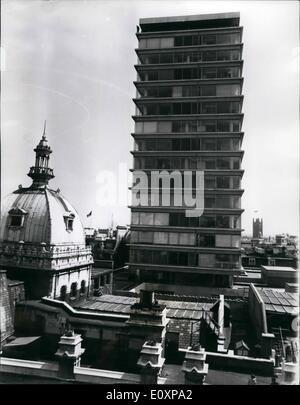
xmin=138 ymin=66 xmax=240 ymax=81
xmin=131 ymin=211 xmax=241 ymax=229
xmin=131 ymin=230 xmax=240 ymax=248
xmin=133 ymin=173 xmax=241 ymax=189
xmin=136 ymin=101 xmax=241 ymax=116
xmin=138 ymin=49 xmax=241 ymax=65
xmin=130 ymin=249 xmax=240 ymax=269
xmin=138 ymin=32 xmax=241 ymax=49
xmin=137 ymin=84 xmax=241 ymax=98
xmin=135 ymin=119 xmax=241 ymax=133
xmin=134 ymin=157 xmax=241 ymax=171
xmin=134 ymin=137 xmax=240 ymax=152
xmin=131 ymin=194 xmax=241 ymax=209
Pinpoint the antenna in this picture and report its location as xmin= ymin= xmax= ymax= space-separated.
xmin=111 ymin=213 xmax=114 ymax=229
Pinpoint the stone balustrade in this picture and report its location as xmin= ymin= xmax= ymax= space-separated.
xmin=0 ymin=242 xmax=93 ymax=270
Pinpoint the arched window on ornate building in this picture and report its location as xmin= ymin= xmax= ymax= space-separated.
xmin=70 ymin=282 xmax=77 ymax=298
xmin=80 ymin=280 xmax=86 ymax=294
xmin=60 ymin=285 xmax=67 ymax=301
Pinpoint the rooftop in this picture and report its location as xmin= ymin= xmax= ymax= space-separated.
xmin=256 ymin=287 xmax=298 ymax=315
xmin=91 ymin=268 xmax=114 ymax=277
xmin=0 ymin=363 xmax=272 ymax=385
xmin=261 ymin=266 xmax=297 ymax=272
xmin=73 ymin=294 xmax=213 ymax=320
xmin=7 ymin=279 xmax=24 ymax=286
xmin=163 ymin=364 xmax=272 ymax=385
xmin=4 ymin=336 xmax=40 ymax=348
xmin=139 ymin=12 xmax=240 ymax=33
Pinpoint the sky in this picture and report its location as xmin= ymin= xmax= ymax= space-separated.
xmin=1 ymin=0 xmax=299 ymax=236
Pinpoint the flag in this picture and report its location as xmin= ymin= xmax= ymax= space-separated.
xmin=87 ymin=211 xmax=92 ymax=217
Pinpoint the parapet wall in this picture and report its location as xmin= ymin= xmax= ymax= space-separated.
xmin=0 ymin=357 xmax=58 ymax=379
xmin=0 ymin=357 xmax=141 ymax=384
xmin=131 ymin=282 xmax=248 ymax=300
xmin=205 ymin=351 xmax=274 ymax=376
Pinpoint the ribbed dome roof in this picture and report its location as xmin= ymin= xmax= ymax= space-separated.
xmin=0 ymin=187 xmax=85 ymax=246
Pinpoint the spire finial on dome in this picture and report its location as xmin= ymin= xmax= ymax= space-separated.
xmin=42 ymin=120 xmax=47 ymax=140
xmin=27 ymin=123 xmax=55 ymax=188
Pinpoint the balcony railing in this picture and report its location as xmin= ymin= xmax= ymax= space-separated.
xmin=0 ymin=242 xmax=92 ymax=259
xmin=28 ymin=167 xmax=54 ymax=176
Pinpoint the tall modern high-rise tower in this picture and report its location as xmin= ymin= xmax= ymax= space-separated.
xmin=129 ymin=13 xmax=244 ymax=288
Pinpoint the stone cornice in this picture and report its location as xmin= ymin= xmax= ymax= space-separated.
xmin=0 ymin=242 xmax=94 ymax=271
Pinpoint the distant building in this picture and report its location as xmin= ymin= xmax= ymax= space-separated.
xmin=253 ymin=218 xmax=263 ymax=238
xmin=242 ymin=255 xmax=297 ymax=270
xmin=261 ymin=266 xmax=297 ymax=288
xmin=85 ymin=227 xmax=129 ymax=266
xmin=84 ymin=227 xmax=95 ymax=241
xmin=251 ymin=237 xmax=264 ymax=247
xmin=241 ymin=237 xmax=297 ymax=270
xmin=84 ymin=225 xmax=130 ymax=296
xmin=276 ymin=234 xmax=287 ymax=246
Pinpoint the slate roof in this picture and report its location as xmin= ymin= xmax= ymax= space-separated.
xmin=73 ymin=295 xmax=213 ymax=320
xmin=256 ymin=288 xmax=298 ymax=315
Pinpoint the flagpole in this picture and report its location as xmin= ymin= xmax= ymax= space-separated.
xmin=86 ymin=211 xmax=93 ymax=229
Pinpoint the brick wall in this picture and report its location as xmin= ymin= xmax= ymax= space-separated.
xmin=8 ymin=281 xmax=25 ymax=320
xmin=167 ymin=318 xmax=197 ymax=349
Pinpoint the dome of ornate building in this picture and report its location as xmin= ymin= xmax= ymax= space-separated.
xmin=0 ymin=189 xmax=86 ymax=246
xmin=0 ymin=123 xmax=93 ymax=300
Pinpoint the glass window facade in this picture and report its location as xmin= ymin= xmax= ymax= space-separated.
xmin=138 ymin=66 xmax=241 ymax=81
xmin=135 ymin=119 xmax=241 ymax=133
xmin=138 ymin=32 xmax=240 ymax=49
xmin=135 ymin=138 xmax=241 ymax=152
xmin=134 ymin=157 xmax=241 ymax=171
xmin=130 ymin=249 xmax=240 ymax=269
xmin=131 ymin=230 xmax=240 ymax=248
xmin=137 ymin=101 xmax=241 ymax=116
xmin=130 ymin=17 xmax=244 ymax=285
xmin=138 ymin=49 xmax=241 ymax=64
xmin=132 ymin=211 xmax=241 ymax=229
